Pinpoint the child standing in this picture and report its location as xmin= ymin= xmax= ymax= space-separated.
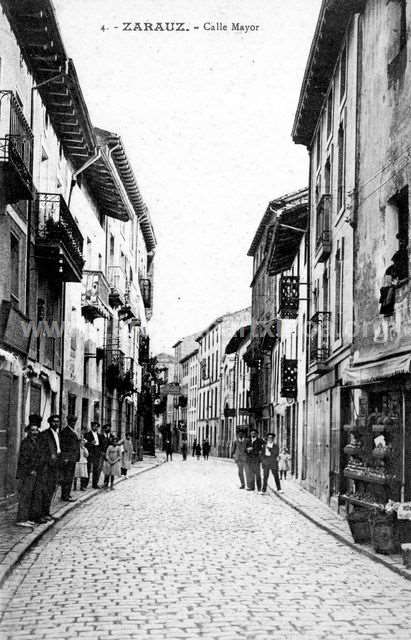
xmin=73 ymin=437 xmax=89 ymax=491
xmin=103 ymin=436 xmax=122 ymax=490
xmin=121 ymin=432 xmax=134 ymax=477
xmin=195 ymin=442 xmax=202 ymax=460
xmin=278 ymin=447 xmax=291 ymax=480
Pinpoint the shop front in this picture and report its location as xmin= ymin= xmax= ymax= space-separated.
xmin=340 ymin=355 xmax=411 ymax=557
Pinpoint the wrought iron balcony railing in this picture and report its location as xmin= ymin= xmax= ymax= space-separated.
xmin=35 ymin=193 xmax=84 ymax=282
xmin=81 ymin=270 xmax=111 ymax=321
xmin=309 ymin=311 xmax=331 ymax=366
xmin=107 ymin=266 xmax=127 ymax=309
xmin=279 ymin=275 xmax=299 ymax=319
xmin=139 ymin=335 xmax=150 ymax=364
xmin=120 ymin=279 xmax=140 ymax=323
xmin=315 ymin=194 xmax=332 ymax=262
xmin=280 ymin=356 xmax=298 ymax=399
xmin=0 ymin=91 xmax=33 ymax=203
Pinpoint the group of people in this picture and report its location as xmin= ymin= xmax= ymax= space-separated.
xmin=232 ymin=428 xmax=290 ymax=494
xmin=192 ymin=438 xmax=210 ymax=460
xmin=15 ymin=414 xmax=135 ymax=528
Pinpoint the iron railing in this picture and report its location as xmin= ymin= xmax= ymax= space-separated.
xmin=107 ymin=265 xmax=127 ymax=308
xmin=35 ymin=193 xmax=84 ymax=270
xmin=309 ymin=311 xmax=331 ymax=364
xmin=81 ymin=270 xmax=110 ymax=319
xmin=0 ymin=91 xmax=33 ymax=200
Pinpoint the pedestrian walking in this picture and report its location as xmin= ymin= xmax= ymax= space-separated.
xmin=165 ymin=439 xmax=173 ymax=461
xmin=261 ymin=433 xmax=282 ymax=494
xmin=195 ymin=442 xmax=202 ymax=459
xmin=59 ymin=415 xmax=80 ymax=502
xmin=245 ymin=428 xmax=264 ymax=492
xmin=192 ymin=438 xmax=197 ymax=457
xmin=231 ymin=429 xmax=247 ymax=489
xmin=32 ymin=414 xmax=62 ymax=522
xmin=278 ymin=447 xmax=291 ymax=480
xmin=103 ymin=436 xmax=122 ymax=490
xmin=181 ymin=441 xmax=188 ymax=461
xmin=15 ymin=415 xmax=42 ymax=527
xmin=73 ymin=436 xmax=89 ymax=491
xmin=84 ymin=421 xmax=103 ymax=488
xmin=202 ymin=438 xmax=210 ymax=460
xmin=121 ymin=432 xmax=134 ymax=477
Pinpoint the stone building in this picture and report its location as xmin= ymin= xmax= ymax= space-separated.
xmin=292 ymin=0 xmax=359 ymax=504
xmin=195 ymin=307 xmax=250 ymax=452
xmin=0 ymin=0 xmax=156 ymax=505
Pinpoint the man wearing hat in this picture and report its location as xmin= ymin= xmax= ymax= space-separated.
xmin=15 ymin=415 xmax=42 ymax=527
xmin=33 ymin=414 xmax=62 ymax=522
xmin=244 ymin=428 xmax=264 ymax=491
xmin=84 ymin=421 xmax=103 ymax=488
xmin=60 ymin=415 xmax=80 ymax=501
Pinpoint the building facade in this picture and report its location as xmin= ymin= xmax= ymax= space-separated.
xmin=195 ymin=307 xmax=250 ymax=452
xmin=0 ymin=0 xmax=156 ymax=506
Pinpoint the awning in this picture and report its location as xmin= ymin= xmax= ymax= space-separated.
xmin=225 ymin=325 xmax=251 ymax=354
xmin=267 ymin=203 xmax=308 ymax=275
xmin=342 ymin=353 xmax=411 ymax=387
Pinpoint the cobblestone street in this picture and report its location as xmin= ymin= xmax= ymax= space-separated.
xmin=1 ymin=458 xmax=411 ymax=640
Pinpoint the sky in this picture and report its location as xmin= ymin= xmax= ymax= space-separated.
xmin=53 ymin=0 xmax=322 ymax=353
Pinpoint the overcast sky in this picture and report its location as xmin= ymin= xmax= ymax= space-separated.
xmin=53 ymin=0 xmax=322 ymax=353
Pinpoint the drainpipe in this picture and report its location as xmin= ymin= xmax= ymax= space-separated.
xmin=67 ymin=147 xmax=102 ymax=208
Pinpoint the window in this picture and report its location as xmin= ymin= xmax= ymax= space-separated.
xmin=83 ymin=356 xmax=89 ymax=387
xmin=340 ymin=46 xmax=347 ymax=101
xmin=109 ymin=235 xmax=115 ymax=266
xmin=10 ymin=234 xmax=20 ymax=301
xmin=30 ymin=384 xmax=41 ymax=416
xmin=67 ymin=393 xmax=77 ymax=416
xmin=326 ymin=89 xmax=333 ymax=138
xmin=337 ymin=122 xmax=345 ymax=212
xmin=324 ymin=158 xmax=331 ymax=195
xmin=316 ymin=130 xmax=321 ymax=169
xmin=81 ymin=398 xmax=89 ymax=430
xmin=335 ymin=239 xmax=345 ymax=341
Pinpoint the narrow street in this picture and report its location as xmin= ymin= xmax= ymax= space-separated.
xmin=1 ymin=459 xmax=411 ymax=640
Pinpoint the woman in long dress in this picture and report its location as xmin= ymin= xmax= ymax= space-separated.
xmin=103 ymin=436 xmax=122 ymax=490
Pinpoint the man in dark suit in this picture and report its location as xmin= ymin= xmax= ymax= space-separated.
xmin=32 ymin=414 xmax=61 ymax=522
xmin=84 ymin=421 xmax=102 ymax=488
xmin=261 ymin=433 xmax=282 ymax=494
xmin=15 ymin=415 xmax=42 ymax=527
xmin=245 ymin=428 xmax=264 ymax=492
xmin=60 ymin=415 xmax=80 ymax=501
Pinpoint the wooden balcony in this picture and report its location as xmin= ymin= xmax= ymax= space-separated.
xmin=0 ymin=91 xmax=33 ymax=203
xmin=309 ymin=311 xmax=331 ymax=373
xmin=81 ymin=271 xmax=111 ymax=322
xmin=315 ymin=194 xmax=332 ymax=263
xmin=280 ymin=357 xmax=298 ymax=399
xmin=279 ymin=275 xmax=299 ymax=319
xmin=35 ymin=193 xmax=84 ymax=282
xmin=105 ymin=348 xmax=126 ymax=391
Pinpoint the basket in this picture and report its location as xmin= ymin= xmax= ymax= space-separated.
xmin=369 ymin=512 xmax=400 ymax=554
xmin=347 ymin=510 xmax=371 ymax=544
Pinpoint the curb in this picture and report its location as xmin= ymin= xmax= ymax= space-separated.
xmin=0 ymin=459 xmax=164 ymax=588
xmin=267 ymin=487 xmax=411 ymax=582
xmin=213 ymin=456 xmax=411 ymax=581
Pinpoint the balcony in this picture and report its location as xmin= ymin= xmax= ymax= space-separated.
xmin=280 ymin=357 xmax=298 ymax=399
xmin=108 ymin=266 xmax=127 ymax=309
xmin=309 ymin=311 xmax=331 ymax=372
xmin=35 ymin=193 xmax=84 ymax=282
xmin=315 ymin=194 xmax=332 ymax=263
xmin=120 ymin=280 xmax=141 ymax=324
xmin=0 ymin=91 xmax=33 ymax=203
xmin=279 ymin=275 xmax=299 ymax=319
xmin=81 ymin=271 xmax=111 ymax=322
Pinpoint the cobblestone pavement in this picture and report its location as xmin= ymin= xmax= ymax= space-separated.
xmin=1 ymin=457 xmax=411 ymax=640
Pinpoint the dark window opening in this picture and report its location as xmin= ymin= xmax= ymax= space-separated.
xmin=326 ymin=90 xmax=333 ymax=138
xmin=10 ymin=234 xmax=20 ymax=301
xmin=340 ymin=46 xmax=347 ymax=101
xmin=337 ymin=123 xmax=345 ymax=211
xmin=67 ymin=393 xmax=77 ymax=416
